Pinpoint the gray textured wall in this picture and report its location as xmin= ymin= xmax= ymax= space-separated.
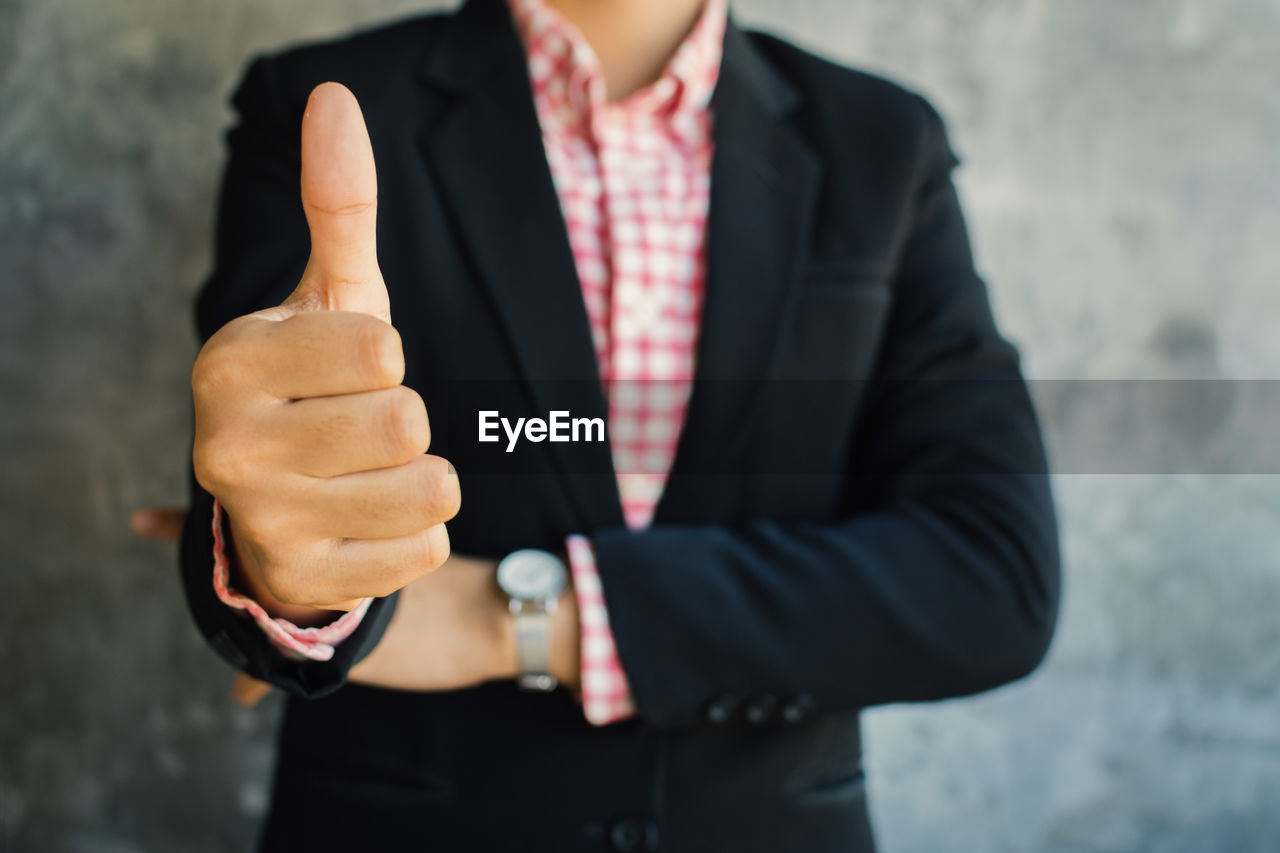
xmin=2 ymin=0 xmax=1278 ymax=851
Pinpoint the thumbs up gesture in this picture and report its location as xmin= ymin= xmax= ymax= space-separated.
xmin=191 ymin=83 xmax=460 ymax=615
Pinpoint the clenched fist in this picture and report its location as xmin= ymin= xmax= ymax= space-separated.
xmin=191 ymin=83 xmax=460 ymax=616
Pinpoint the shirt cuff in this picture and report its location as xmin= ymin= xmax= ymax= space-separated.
xmin=567 ymin=534 xmax=637 ymax=725
xmin=210 ymin=499 xmax=371 ymax=662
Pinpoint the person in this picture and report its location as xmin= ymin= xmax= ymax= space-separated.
xmin=152 ymin=0 xmax=1061 ymax=848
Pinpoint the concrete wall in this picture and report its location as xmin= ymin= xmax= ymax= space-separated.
xmin=2 ymin=0 xmax=1278 ymax=850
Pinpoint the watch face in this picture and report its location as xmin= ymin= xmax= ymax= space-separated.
xmin=497 ymin=549 xmax=567 ymax=600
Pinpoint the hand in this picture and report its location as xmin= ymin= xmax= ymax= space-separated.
xmin=124 ymin=506 xmax=518 ymax=705
xmin=190 ymin=83 xmax=461 ymax=620
xmin=230 ymin=551 xmax=583 ymax=707
xmin=131 ymin=506 xmax=186 ymax=542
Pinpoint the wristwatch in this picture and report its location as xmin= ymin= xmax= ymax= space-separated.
xmin=495 ymin=549 xmax=568 ymax=691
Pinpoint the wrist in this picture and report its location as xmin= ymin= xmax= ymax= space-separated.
xmin=548 ymin=580 xmax=581 ymax=690
xmin=224 ymin=513 xmax=338 ymax=627
xmin=492 ymin=550 xmax=581 ymax=691
xmin=488 ymin=580 xmax=522 ymax=682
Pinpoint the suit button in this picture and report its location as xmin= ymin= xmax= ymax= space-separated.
xmin=744 ymin=694 xmax=778 ymax=726
xmin=781 ymin=694 xmax=815 ymax=725
xmin=610 ymin=816 xmax=658 ymax=851
xmin=702 ymin=694 xmax=740 ymax=725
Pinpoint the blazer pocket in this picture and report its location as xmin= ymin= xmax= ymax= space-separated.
xmin=787 ymin=764 xmax=868 ymax=806
xmin=776 ymin=273 xmax=892 ymax=382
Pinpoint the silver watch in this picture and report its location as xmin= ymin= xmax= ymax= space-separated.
xmin=495 ymin=549 xmax=568 ymax=691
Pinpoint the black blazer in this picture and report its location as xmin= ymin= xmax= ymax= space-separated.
xmin=180 ymin=0 xmax=1060 ymax=849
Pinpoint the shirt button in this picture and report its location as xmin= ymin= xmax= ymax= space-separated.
xmin=610 ymin=816 xmax=659 ymax=851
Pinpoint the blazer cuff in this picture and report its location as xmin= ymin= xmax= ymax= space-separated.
xmin=567 ymin=534 xmax=637 ymax=725
xmin=180 ymin=474 xmax=396 ymax=699
xmin=210 ymin=499 xmax=371 ymax=661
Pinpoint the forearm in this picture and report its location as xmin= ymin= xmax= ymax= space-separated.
xmin=348 ymin=553 xmax=582 ymax=692
xmin=592 ymin=369 xmax=1059 ymax=728
xmin=593 ymin=475 xmax=1058 ymax=729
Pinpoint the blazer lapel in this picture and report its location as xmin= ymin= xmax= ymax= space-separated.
xmin=416 ymin=0 xmax=623 ymax=529
xmin=655 ymin=20 xmax=822 ymax=523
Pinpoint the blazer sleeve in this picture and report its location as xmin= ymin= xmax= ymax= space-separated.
xmin=591 ymin=95 xmax=1061 ymax=728
xmin=178 ymin=56 xmax=397 ymax=699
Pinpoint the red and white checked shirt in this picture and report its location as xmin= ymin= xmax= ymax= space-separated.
xmin=213 ymin=0 xmax=726 ymax=727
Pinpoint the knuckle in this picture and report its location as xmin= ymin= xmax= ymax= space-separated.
xmin=358 ymin=526 xmax=451 ymax=598
xmin=395 ymin=526 xmax=450 ymax=582
xmin=434 ymin=462 xmax=462 ymax=522
xmin=356 ymin=320 xmax=405 ymax=388
xmin=415 ymin=456 xmax=461 ymax=523
xmin=423 ymin=524 xmax=452 ymax=571
xmin=192 ymin=436 xmax=249 ymax=494
xmin=190 ymin=442 xmax=221 ymax=492
xmin=307 ymin=199 xmax=375 ymax=219
xmin=191 ymin=344 xmax=235 ymax=401
xmin=262 ymin=564 xmax=308 ymax=607
xmin=229 ymin=512 xmax=280 ymax=560
xmin=191 ymin=319 xmax=257 ymax=399
xmin=383 ymin=386 xmax=430 ymax=458
xmin=243 ymin=510 xmax=291 ymax=550
xmin=256 ymin=543 xmax=323 ymax=607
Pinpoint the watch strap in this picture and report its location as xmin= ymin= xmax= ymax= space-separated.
xmin=513 ymin=603 xmax=557 ymax=691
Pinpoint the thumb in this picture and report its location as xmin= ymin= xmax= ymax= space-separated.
xmin=288 ymin=82 xmax=390 ymax=322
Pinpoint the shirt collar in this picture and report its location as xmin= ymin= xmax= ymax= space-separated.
xmin=505 ymin=0 xmax=726 ymax=139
